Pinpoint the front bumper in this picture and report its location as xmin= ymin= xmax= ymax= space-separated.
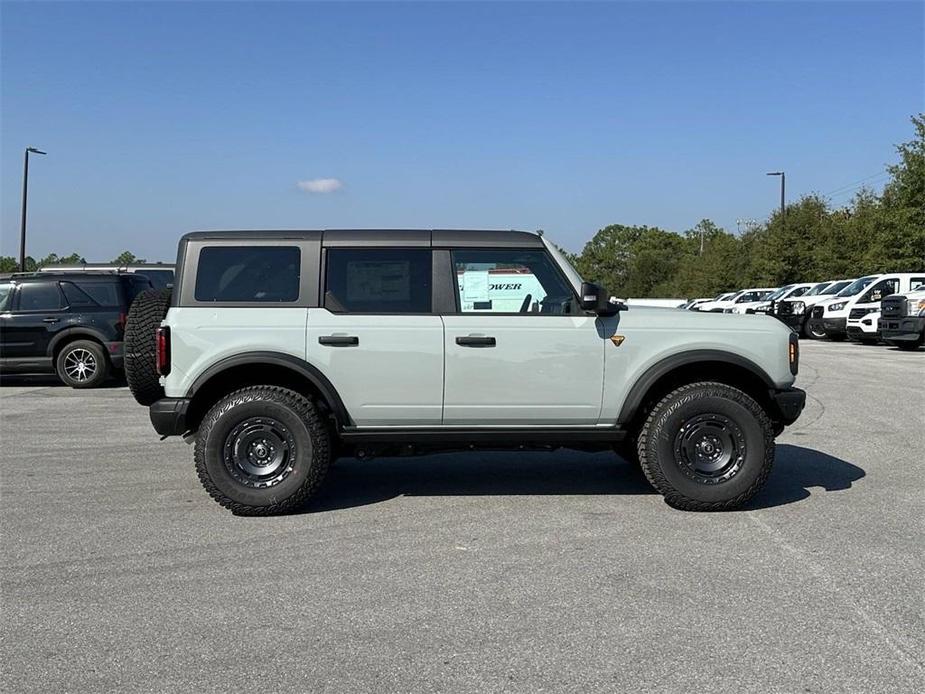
xmin=150 ymin=398 xmax=190 ymax=436
xmin=822 ymin=317 xmax=847 ymax=338
xmin=879 ymin=316 xmax=925 ymax=343
xmin=769 ymin=387 xmax=806 ymax=426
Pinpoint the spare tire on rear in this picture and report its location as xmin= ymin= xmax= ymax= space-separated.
xmin=124 ymin=288 xmax=172 ymax=406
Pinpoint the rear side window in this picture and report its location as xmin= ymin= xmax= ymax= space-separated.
xmin=195 ymin=247 xmax=300 ymax=302
xmin=60 ymin=281 xmax=100 ymax=307
xmin=124 ymin=276 xmax=153 ymax=302
xmin=17 ymin=282 xmax=64 ymax=311
xmin=137 ymin=269 xmax=174 ymax=289
xmin=69 ymin=280 xmax=121 ymax=306
xmin=324 ymin=248 xmax=432 ymax=313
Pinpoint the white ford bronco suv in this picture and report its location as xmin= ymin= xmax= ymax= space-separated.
xmin=124 ymin=230 xmax=805 ymax=515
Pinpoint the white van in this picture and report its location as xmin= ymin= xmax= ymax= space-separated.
xmin=725 ymin=282 xmax=816 ymax=314
xmin=696 ymin=288 xmax=776 ymax=313
xmin=845 ymin=273 xmax=925 ymax=343
xmin=810 ymin=276 xmax=880 ymax=340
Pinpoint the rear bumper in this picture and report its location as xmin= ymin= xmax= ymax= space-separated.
xmin=150 ymin=398 xmax=190 ymax=436
xmin=879 ymin=316 xmax=925 ymax=342
xmin=107 ymin=341 xmax=124 ymax=369
xmin=769 ymin=387 xmax=806 ymax=426
xmin=822 ymin=317 xmax=846 ymax=338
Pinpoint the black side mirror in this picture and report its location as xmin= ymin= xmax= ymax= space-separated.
xmin=580 ymin=281 xmax=625 ymax=316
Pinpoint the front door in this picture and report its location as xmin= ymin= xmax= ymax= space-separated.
xmin=441 ymin=248 xmax=605 ymax=425
xmin=307 ymin=247 xmax=444 ymax=427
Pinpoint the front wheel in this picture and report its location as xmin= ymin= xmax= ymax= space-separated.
xmin=637 ymin=382 xmax=774 ymax=511
xmin=195 ymin=386 xmax=332 ymax=515
xmin=807 ymin=320 xmax=827 ymax=340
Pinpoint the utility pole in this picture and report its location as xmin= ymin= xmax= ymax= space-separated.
xmin=20 ymin=146 xmax=47 ymax=272
xmin=766 ymin=171 xmax=785 ymax=229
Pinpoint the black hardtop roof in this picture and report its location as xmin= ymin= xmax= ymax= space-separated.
xmin=180 ymin=229 xmax=546 ymax=248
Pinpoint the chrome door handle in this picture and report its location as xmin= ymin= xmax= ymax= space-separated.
xmin=318 ymin=335 xmax=359 ymax=346
xmin=456 ymin=336 xmax=496 ymax=347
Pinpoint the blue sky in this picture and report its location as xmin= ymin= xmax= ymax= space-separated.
xmin=1 ymin=1 xmax=922 ymax=261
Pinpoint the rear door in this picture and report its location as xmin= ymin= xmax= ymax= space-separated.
xmin=3 ymin=281 xmax=67 ymax=359
xmin=307 ymin=247 xmax=444 ymax=426
xmin=441 ymin=247 xmax=605 ymax=425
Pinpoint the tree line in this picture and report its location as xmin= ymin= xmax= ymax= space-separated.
xmin=0 ymin=251 xmax=145 ymax=273
xmin=4 ymin=115 xmax=923 ymax=294
xmin=568 ymin=114 xmax=925 ymax=298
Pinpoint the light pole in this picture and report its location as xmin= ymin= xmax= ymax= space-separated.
xmin=766 ymin=171 xmax=785 ymax=227
xmin=20 ymin=146 xmax=47 ymax=272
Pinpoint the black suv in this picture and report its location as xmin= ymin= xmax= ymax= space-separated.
xmin=0 ymin=272 xmax=152 ymax=388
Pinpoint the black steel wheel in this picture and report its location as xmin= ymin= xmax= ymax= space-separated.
xmin=195 ymin=386 xmax=331 ymax=515
xmin=673 ymin=414 xmax=746 ymax=484
xmin=637 ymin=382 xmax=774 ymax=511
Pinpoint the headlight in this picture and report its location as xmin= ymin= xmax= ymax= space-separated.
xmin=827 ymin=301 xmax=846 ymax=312
xmin=791 ymin=301 xmax=805 ymax=315
xmin=724 ymin=307 xmax=739 ymax=314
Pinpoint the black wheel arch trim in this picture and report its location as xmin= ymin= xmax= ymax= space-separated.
xmin=186 ymin=351 xmax=352 ymax=427
xmin=47 ymin=327 xmax=115 ymax=357
xmin=616 ymin=349 xmax=777 ymax=424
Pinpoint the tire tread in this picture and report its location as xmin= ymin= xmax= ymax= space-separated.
xmin=194 ymin=385 xmax=331 ymax=516
xmin=636 ymin=381 xmax=774 ymax=512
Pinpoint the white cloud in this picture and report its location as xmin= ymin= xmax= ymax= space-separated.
xmin=297 ymin=178 xmax=344 ymax=194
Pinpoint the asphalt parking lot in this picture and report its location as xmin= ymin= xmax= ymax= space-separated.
xmin=1 ymin=340 xmax=923 ymax=693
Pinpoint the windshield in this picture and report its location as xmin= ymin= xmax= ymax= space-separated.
xmin=766 ymin=285 xmax=794 ymax=301
xmin=804 ymin=282 xmax=831 ymax=296
xmin=823 ymin=280 xmax=851 ymax=295
xmin=0 ymin=282 xmax=12 ymax=311
xmin=837 ymin=276 xmax=877 ymax=297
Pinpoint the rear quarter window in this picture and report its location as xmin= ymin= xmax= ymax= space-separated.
xmin=195 ymin=246 xmax=301 ymax=303
xmin=70 ymin=280 xmax=121 ymax=306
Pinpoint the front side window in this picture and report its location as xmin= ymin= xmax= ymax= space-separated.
xmin=195 ymin=246 xmax=300 ymax=302
xmin=789 ymin=286 xmax=810 ymax=298
xmin=17 ymin=282 xmax=64 ymax=311
xmin=324 ymin=248 xmax=432 ymax=313
xmin=861 ymin=279 xmax=899 ymax=303
xmin=452 ymin=249 xmax=576 ymax=314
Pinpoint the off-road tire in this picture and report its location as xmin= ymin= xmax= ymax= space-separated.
xmin=56 ymin=340 xmax=110 ymax=388
xmin=124 ymin=288 xmax=172 ymax=405
xmin=195 ymin=386 xmax=332 ymax=516
xmin=637 ymin=382 xmax=774 ymax=511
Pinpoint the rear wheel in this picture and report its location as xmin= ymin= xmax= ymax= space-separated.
xmin=124 ymin=288 xmax=172 ymax=405
xmin=56 ymin=340 xmax=109 ymax=388
xmin=637 ymin=382 xmax=774 ymax=511
xmin=195 ymin=386 xmax=332 ymax=515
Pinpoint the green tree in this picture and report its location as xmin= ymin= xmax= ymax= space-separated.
xmin=113 ymin=251 xmax=144 ymax=264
